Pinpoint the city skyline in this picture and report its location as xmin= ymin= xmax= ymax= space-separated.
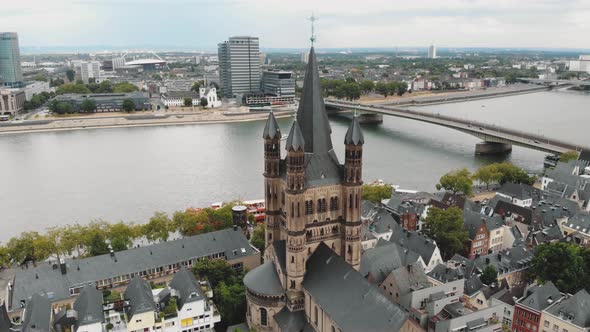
xmin=3 ymin=0 xmax=590 ymax=52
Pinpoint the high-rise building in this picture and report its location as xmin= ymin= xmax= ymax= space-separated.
xmin=74 ymin=61 xmax=101 ymax=83
xmin=428 ymin=44 xmax=437 ymax=59
xmin=0 ymin=32 xmax=24 ymax=88
xmin=301 ymin=50 xmax=310 ymax=63
xmin=218 ymin=36 xmax=261 ymax=98
xmin=261 ymin=70 xmax=295 ymax=97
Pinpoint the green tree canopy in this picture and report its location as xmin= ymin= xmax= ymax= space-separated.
xmin=362 ymin=183 xmax=393 ymax=204
xmin=33 ymin=74 xmax=47 ymax=82
xmin=112 ymin=82 xmax=139 ymax=93
xmin=107 ymin=222 xmax=135 ymax=252
xmin=474 ymin=163 xmax=534 ymax=186
xmin=80 ymin=99 xmax=97 ymax=113
xmin=250 ymin=223 xmax=265 ymax=253
xmin=560 ymin=151 xmax=579 ymax=163
xmin=436 ymin=168 xmax=473 ymax=195
xmin=143 ymin=212 xmax=172 ymax=243
xmin=191 ymin=81 xmax=202 ymax=92
xmin=360 ymin=80 xmax=375 ymax=94
xmin=56 ymin=83 xmax=91 ymax=95
xmin=480 ymin=265 xmax=498 ymax=285
xmin=192 ymin=258 xmax=239 ymax=288
xmin=423 ymin=207 xmax=469 ymax=260
xmin=183 ymin=98 xmax=193 ymax=107
xmin=375 ymin=82 xmax=389 ymax=97
xmin=83 ymin=222 xmax=111 ymax=257
xmin=66 ymin=69 xmax=76 ymax=82
xmin=200 ymin=97 xmax=208 ymax=107
xmin=122 ymin=99 xmax=136 ymax=112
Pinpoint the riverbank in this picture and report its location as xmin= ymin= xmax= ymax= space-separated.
xmin=0 ymin=108 xmax=295 ymax=135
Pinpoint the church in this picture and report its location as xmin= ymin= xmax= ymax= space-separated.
xmin=242 ymin=47 xmax=415 ymax=332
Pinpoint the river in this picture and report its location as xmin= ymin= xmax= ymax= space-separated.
xmin=0 ymin=89 xmax=588 ymax=241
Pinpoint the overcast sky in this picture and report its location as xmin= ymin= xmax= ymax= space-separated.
xmin=3 ymin=0 xmax=590 ymax=51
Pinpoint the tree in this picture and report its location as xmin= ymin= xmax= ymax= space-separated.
xmin=360 ymin=80 xmax=375 ymax=94
xmin=191 ymin=81 xmax=202 ymax=92
xmin=480 ymin=265 xmax=498 ymax=285
xmin=250 ymin=223 xmax=265 ymax=253
xmin=436 ymin=168 xmax=473 ymax=196
xmin=6 ymin=231 xmax=49 ymax=264
xmin=107 ymin=222 xmax=135 ymax=252
xmin=376 ymin=82 xmax=389 ymax=97
xmin=423 ymin=207 xmax=469 ymax=260
xmin=0 ymin=245 xmax=10 ymax=267
xmin=387 ymin=81 xmax=399 ymax=96
xmin=80 ymin=99 xmax=97 ymax=113
xmin=215 ymin=281 xmax=246 ymax=327
xmin=172 ymin=209 xmax=211 ymax=236
xmin=97 ymin=80 xmax=113 ymax=93
xmin=152 ymin=74 xmax=162 ymax=81
xmin=528 ymin=242 xmax=590 ymax=294
xmin=200 ymin=97 xmax=208 ymax=107
xmin=122 ymin=99 xmax=136 ymax=112
xmin=560 ymin=151 xmax=579 ymax=163
xmin=112 ymin=82 xmax=139 ymax=93
xmin=397 ymin=82 xmax=408 ymax=96
xmin=143 ymin=212 xmax=171 ymax=243
xmin=33 ymin=74 xmax=47 ymax=82
xmin=183 ymin=98 xmax=193 ymax=107
xmin=473 ymin=165 xmax=500 ymax=189
xmin=56 ymin=83 xmax=91 ymax=95
xmin=193 ymin=258 xmax=238 ymax=288
xmin=491 ymin=163 xmax=534 ymax=185
xmin=81 ymin=221 xmax=111 ymax=257
xmin=66 ymin=69 xmax=75 ymax=82
xmin=362 ymin=183 xmax=393 ymax=203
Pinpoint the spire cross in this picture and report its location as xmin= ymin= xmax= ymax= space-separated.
xmin=309 ymin=14 xmax=318 ymax=46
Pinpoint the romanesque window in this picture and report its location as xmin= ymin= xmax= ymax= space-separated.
xmin=297 ymin=202 xmax=300 ymax=217
xmin=290 ymin=280 xmax=295 ymax=289
xmin=330 ymin=196 xmax=339 ymax=211
xmin=305 ymin=200 xmax=313 ymax=215
xmin=291 ymin=202 xmax=294 ymax=217
xmin=356 ymin=194 xmax=359 ymax=208
xmin=314 ymin=306 xmax=318 ymax=325
xmin=260 ymin=308 xmax=268 ymax=326
xmin=349 ymin=194 xmax=353 ymax=209
xmin=317 ymin=198 xmax=326 ymax=213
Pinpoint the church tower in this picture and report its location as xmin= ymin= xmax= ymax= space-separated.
xmin=262 ymin=111 xmax=282 ymax=247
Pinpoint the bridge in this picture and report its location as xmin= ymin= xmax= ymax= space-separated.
xmin=325 ymin=99 xmax=589 ymax=155
xmin=518 ymin=78 xmax=590 ymax=86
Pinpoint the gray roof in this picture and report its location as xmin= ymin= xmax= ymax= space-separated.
xmin=463 ymin=210 xmax=487 ymax=240
xmin=21 ymin=294 xmax=51 ymax=332
xmin=124 ymin=276 xmax=156 ymax=318
xmin=427 ymin=263 xmax=465 ymax=283
xmin=494 ymin=200 xmax=533 ymax=224
xmin=344 ymin=114 xmax=364 ymax=145
xmin=389 ymin=263 xmax=430 ymax=295
xmin=361 ymin=240 xmax=421 ymax=284
xmin=390 ymin=228 xmax=438 ymax=264
xmin=272 ymin=240 xmax=286 ymax=272
xmin=169 ymin=268 xmax=205 ymax=309
xmin=498 ymin=183 xmax=535 ymax=200
xmin=262 ymin=111 xmax=281 ymax=140
xmin=0 ymin=302 xmax=12 ymax=332
xmin=10 ymin=228 xmax=255 ymax=311
xmin=303 ymin=243 xmax=408 ymax=332
xmin=285 ymin=120 xmax=305 ymax=151
xmin=518 ymin=281 xmax=562 ymax=312
xmin=73 ymin=286 xmax=104 ymax=327
xmin=243 ymin=261 xmax=284 ymax=296
xmin=273 ymin=307 xmax=310 ymax=332
xmin=464 ymin=276 xmax=485 ymax=296
xmin=565 ymin=212 xmax=590 ymax=234
xmin=546 ymin=289 xmax=590 ymax=328
xmin=362 ymin=203 xmax=401 ymax=234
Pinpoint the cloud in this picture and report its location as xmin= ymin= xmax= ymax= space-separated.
xmin=4 ymin=0 xmax=590 ymax=50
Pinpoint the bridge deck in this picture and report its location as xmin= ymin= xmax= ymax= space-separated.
xmin=326 ymin=100 xmax=588 ymax=154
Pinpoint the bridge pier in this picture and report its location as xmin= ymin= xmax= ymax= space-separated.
xmin=475 ymin=142 xmax=512 ymax=155
xmin=358 ymin=113 xmax=383 ymax=124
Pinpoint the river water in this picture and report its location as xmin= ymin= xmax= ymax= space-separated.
xmin=0 ymin=89 xmax=588 ymax=241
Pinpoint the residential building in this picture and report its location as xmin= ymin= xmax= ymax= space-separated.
xmin=540 ymin=289 xmax=590 ymax=332
xmin=261 ymin=71 xmax=296 ymax=97
xmin=218 ymin=36 xmax=261 ymax=98
xmin=7 ymin=228 xmax=260 ymax=316
xmin=21 ymin=294 xmax=53 ymax=332
xmin=569 ymin=55 xmax=590 ymax=74
xmin=497 ymin=183 xmax=536 ymax=207
xmin=390 ymin=228 xmax=444 ymax=271
xmin=163 ymin=79 xmax=195 ymax=92
xmin=161 ymin=91 xmax=200 ymax=107
xmin=53 ymin=285 xmax=104 ymax=332
xmin=23 ymin=81 xmax=52 ymax=101
xmin=463 ymin=210 xmax=491 ymax=258
xmin=125 ymin=277 xmax=157 ymax=332
xmin=360 ymin=240 xmax=424 ymax=285
xmin=428 ymin=44 xmax=437 ymax=59
xmin=0 ymin=32 xmax=24 ymax=88
xmin=74 ymin=61 xmax=101 ymax=83
xmin=488 ymin=283 xmax=527 ymax=327
xmin=198 ymin=87 xmax=221 ymax=107
xmin=54 ymin=92 xmax=151 ymax=112
xmin=559 ymin=212 xmax=590 ymax=246
xmin=512 ymin=282 xmax=563 ymax=332
xmin=428 ymin=301 xmax=504 ymax=332
xmin=0 ymin=88 xmax=25 ymax=116
xmin=243 ymin=47 xmax=412 ymax=332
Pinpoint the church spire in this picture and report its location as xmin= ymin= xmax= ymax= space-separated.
xmin=296 ymin=47 xmax=334 ymax=155
xmin=344 ymin=112 xmax=364 ymax=145
xmin=262 ymin=111 xmax=281 ymax=139
xmin=285 ymin=120 xmax=305 ymax=151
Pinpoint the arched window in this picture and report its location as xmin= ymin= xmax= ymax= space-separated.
xmin=332 ymin=326 xmax=336 ymax=332
xmin=297 ymin=202 xmax=300 ymax=217
xmin=317 ymin=199 xmax=322 ymax=213
xmin=349 ymin=194 xmax=353 ymax=209
xmin=314 ymin=306 xmax=318 ymax=325
xmin=260 ymin=308 xmax=268 ymax=326
xmin=291 ymin=256 xmax=295 ymax=263
xmin=291 ymin=202 xmax=294 ymax=217
xmin=356 ymin=194 xmax=359 ymax=208
xmin=290 ymin=280 xmax=295 ymax=289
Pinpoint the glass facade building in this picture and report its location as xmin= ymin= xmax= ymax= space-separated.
xmin=0 ymin=32 xmax=23 ymax=88
xmin=218 ymin=36 xmax=261 ymax=98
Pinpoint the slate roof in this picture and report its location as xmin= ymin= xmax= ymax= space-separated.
xmin=273 ymin=307 xmax=312 ymax=332
xmin=344 ymin=113 xmax=364 ymax=145
xmin=362 ymin=203 xmax=401 ymax=234
xmin=462 ymin=245 xmax=533 ymax=278
xmin=243 ymin=261 xmax=284 ymax=296
xmin=389 ymin=263 xmax=431 ymax=295
xmin=427 ymin=263 xmax=465 ymax=283
xmin=518 ymin=281 xmax=562 ymax=312
xmin=493 ymin=282 xmax=526 ymax=306
xmin=10 ymin=228 xmax=255 ymax=311
xmin=360 ymin=240 xmax=422 ymax=284
xmin=494 ymin=200 xmax=533 ymax=224
xmin=285 ymin=120 xmax=305 ymax=151
xmin=441 ymin=193 xmax=469 ymax=209
xmin=303 ymin=243 xmax=408 ymax=331
xmin=262 ymin=111 xmax=281 ymax=140
xmin=498 ymin=183 xmax=535 ymax=201
xmin=390 ymin=228 xmax=438 ymax=265
xmin=464 ymin=276 xmax=485 ymax=296
xmin=545 ymin=289 xmax=590 ymax=328
xmin=124 ymin=276 xmax=156 ymax=318
xmin=21 ymin=294 xmax=51 ymax=332
xmin=169 ymin=268 xmax=205 ymax=309
xmin=272 ymin=240 xmax=286 ymax=272
xmin=0 ymin=302 xmax=12 ymax=332
xmin=73 ymin=286 xmax=104 ymax=327
xmin=463 ymin=210 xmax=487 ymax=240
xmin=564 ymin=212 xmax=590 ymax=235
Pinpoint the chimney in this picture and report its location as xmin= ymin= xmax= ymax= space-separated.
xmin=59 ymin=258 xmax=67 ymax=275
xmin=110 ymin=250 xmax=115 ymax=258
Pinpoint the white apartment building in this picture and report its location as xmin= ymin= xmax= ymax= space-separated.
xmin=74 ymin=61 xmax=101 ymax=83
xmin=23 ymin=81 xmax=52 ymax=100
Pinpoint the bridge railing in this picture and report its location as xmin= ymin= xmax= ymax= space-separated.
xmin=326 ymin=99 xmax=587 ymax=152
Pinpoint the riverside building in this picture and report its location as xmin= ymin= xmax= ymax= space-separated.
xmin=0 ymin=32 xmax=24 ymax=88
xmin=218 ymin=36 xmax=261 ymax=98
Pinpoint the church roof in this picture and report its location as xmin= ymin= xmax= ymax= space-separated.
xmin=344 ymin=113 xmax=364 ymax=145
xmin=243 ymin=261 xmax=284 ymax=297
xmin=303 ymin=243 xmax=408 ymax=331
xmin=285 ymin=120 xmax=305 ymax=151
xmin=262 ymin=111 xmax=281 ymax=140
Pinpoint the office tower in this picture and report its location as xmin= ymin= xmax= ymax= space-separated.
xmin=74 ymin=61 xmax=101 ymax=83
xmin=262 ymin=70 xmax=295 ymax=96
xmin=428 ymin=44 xmax=437 ymax=59
xmin=0 ymin=32 xmax=23 ymax=88
xmin=218 ymin=36 xmax=261 ymax=98
xmin=301 ymin=50 xmax=310 ymax=63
